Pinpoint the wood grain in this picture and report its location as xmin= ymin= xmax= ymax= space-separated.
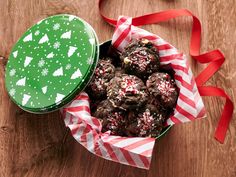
xmin=0 ymin=0 xmax=235 ymax=177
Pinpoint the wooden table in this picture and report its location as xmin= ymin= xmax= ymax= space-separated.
xmin=0 ymin=0 xmax=235 ymax=176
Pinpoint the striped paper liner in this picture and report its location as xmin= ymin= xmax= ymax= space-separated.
xmin=61 ymin=16 xmax=206 ymax=169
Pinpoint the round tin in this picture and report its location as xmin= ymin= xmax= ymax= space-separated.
xmin=5 ymin=14 xmax=99 ymax=113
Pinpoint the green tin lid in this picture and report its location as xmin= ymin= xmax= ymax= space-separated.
xmin=5 ymin=14 xmax=99 ymax=113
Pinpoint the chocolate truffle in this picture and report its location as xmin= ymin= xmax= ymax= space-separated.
xmin=107 ymin=74 xmax=148 ymax=110
xmin=146 ymin=72 xmax=178 ymax=108
xmin=126 ymin=104 xmax=165 ymax=137
xmin=120 ymin=39 xmax=160 ymax=79
xmin=86 ymin=59 xmax=115 ymax=99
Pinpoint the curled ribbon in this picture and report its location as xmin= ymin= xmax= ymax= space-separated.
xmin=99 ymin=0 xmax=234 ymax=143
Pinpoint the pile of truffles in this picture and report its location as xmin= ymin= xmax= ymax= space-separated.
xmin=86 ymin=39 xmax=179 ymax=137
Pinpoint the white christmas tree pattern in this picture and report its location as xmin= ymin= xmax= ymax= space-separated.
xmin=53 ymin=67 xmax=63 ymax=76
xmin=13 ymin=51 xmax=18 ymax=58
xmin=16 ymin=77 xmax=26 ymax=86
xmin=24 ymin=56 xmax=33 ymax=67
xmin=23 ymin=33 xmax=32 ymax=42
xmin=68 ymin=46 xmax=77 ymax=57
xmin=42 ymin=86 xmax=48 ymax=94
xmin=39 ymin=34 xmax=49 ymax=44
xmin=22 ymin=94 xmax=31 ymax=106
xmin=46 ymin=52 xmax=54 ymax=58
xmin=71 ymin=68 xmax=82 ymax=79
xmin=55 ymin=93 xmax=65 ymax=103
xmin=61 ymin=30 xmax=71 ymax=39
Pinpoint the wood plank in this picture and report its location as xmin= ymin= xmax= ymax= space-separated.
xmin=0 ymin=0 xmax=235 ymax=176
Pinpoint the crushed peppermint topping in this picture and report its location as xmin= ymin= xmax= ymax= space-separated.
xmin=95 ymin=66 xmax=107 ymax=76
xmin=118 ymin=76 xmax=139 ymax=97
xmin=104 ymin=112 xmax=125 ymax=135
xmin=147 ymin=72 xmax=177 ymax=104
xmin=158 ymin=80 xmax=175 ymax=96
xmin=137 ymin=108 xmax=163 ymax=136
xmin=91 ymin=78 xmax=107 ymax=91
xmin=137 ymin=109 xmax=154 ymax=136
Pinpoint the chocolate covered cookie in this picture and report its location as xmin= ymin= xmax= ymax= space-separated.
xmin=93 ymin=100 xmax=126 ymax=135
xmin=107 ymin=74 xmax=148 ymax=110
xmin=86 ymin=59 xmax=115 ymax=99
xmin=126 ymin=104 xmax=165 ymax=137
xmin=146 ymin=72 xmax=178 ymax=108
xmin=94 ymin=99 xmax=117 ymax=118
xmin=120 ymin=39 xmax=160 ymax=79
xmin=102 ymin=111 xmax=126 ymax=136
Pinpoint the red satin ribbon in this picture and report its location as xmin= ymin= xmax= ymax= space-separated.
xmin=99 ymin=0 xmax=234 ymax=143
